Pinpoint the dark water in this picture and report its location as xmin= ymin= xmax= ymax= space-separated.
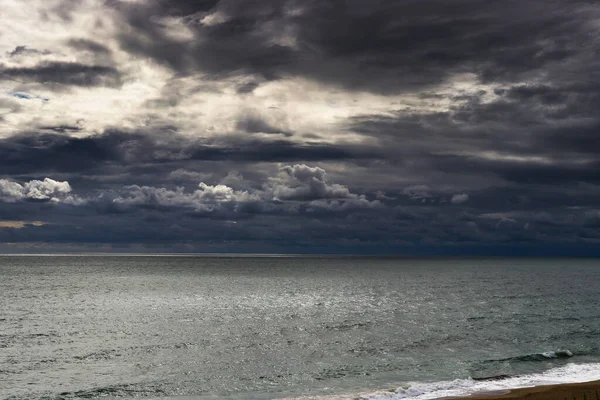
xmin=1 ymin=256 xmax=600 ymax=400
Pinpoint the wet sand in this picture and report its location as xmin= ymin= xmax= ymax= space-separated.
xmin=447 ymin=380 xmax=600 ymax=400
xmin=279 ymin=380 xmax=600 ymax=400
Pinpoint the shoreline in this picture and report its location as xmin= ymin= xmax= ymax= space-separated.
xmin=278 ymin=379 xmax=600 ymax=400
xmin=446 ymin=380 xmax=600 ymax=400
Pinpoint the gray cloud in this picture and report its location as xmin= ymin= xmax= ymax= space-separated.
xmin=236 ymin=115 xmax=292 ymax=136
xmin=109 ymin=0 xmax=600 ymax=94
xmin=268 ymin=164 xmax=372 ymax=202
xmin=6 ymin=46 xmax=51 ymax=58
xmin=236 ymin=81 xmax=260 ymax=94
xmin=451 ymin=193 xmax=469 ymax=205
xmin=0 ymin=131 xmax=376 ymax=178
xmin=0 ymin=61 xmax=122 ymax=87
xmin=67 ymin=39 xmax=111 ymax=55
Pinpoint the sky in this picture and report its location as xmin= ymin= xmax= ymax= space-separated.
xmin=1 ymin=0 xmax=600 ymax=254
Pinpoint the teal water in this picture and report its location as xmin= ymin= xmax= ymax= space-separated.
xmin=1 ymin=256 xmax=600 ymax=399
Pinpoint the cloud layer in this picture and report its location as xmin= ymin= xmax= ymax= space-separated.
xmin=1 ymin=0 xmax=600 ymax=254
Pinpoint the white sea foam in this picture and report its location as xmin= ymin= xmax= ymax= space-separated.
xmin=279 ymin=363 xmax=600 ymax=400
xmin=545 ymin=349 xmax=573 ymax=358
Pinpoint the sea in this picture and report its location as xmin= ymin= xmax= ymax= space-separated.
xmin=1 ymin=255 xmax=600 ymax=400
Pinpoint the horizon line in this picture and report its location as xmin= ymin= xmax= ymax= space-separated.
xmin=0 ymin=252 xmax=599 ymax=258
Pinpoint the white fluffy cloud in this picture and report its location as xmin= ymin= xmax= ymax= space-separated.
xmin=23 ymin=178 xmax=72 ymax=201
xmin=112 ymin=182 xmax=260 ymax=212
xmin=111 ymin=164 xmax=382 ymax=212
xmin=0 ymin=179 xmax=25 ymax=202
xmin=0 ymin=165 xmax=382 ymax=214
xmin=0 ymin=178 xmax=82 ymax=204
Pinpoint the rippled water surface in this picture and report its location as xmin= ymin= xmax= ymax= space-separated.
xmin=1 ymin=256 xmax=600 ymax=399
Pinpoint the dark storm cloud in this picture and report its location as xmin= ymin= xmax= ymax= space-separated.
xmin=345 ymin=73 xmax=600 ymax=187
xmin=503 ymin=85 xmax=569 ymax=105
xmin=154 ymin=0 xmax=221 ymax=16
xmin=541 ymin=124 xmax=600 ymax=155
xmin=0 ymin=62 xmax=121 ymax=87
xmin=112 ymin=0 xmax=598 ymax=93
xmin=3 ymin=0 xmax=600 ymax=254
xmin=2 ymin=193 xmax=598 ymax=255
xmin=434 ymin=156 xmax=600 ymax=186
xmin=1 ymin=166 xmax=599 ymax=254
xmin=0 ymin=130 xmax=375 ymax=177
xmin=0 ymin=132 xmax=124 ymax=174
xmin=187 ymin=140 xmax=372 ymax=162
xmin=117 ymin=2 xmax=294 ymax=79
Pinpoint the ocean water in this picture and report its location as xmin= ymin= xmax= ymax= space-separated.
xmin=1 ymin=256 xmax=600 ymax=400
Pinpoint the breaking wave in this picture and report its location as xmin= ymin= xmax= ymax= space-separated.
xmin=278 ymin=363 xmax=600 ymax=400
xmin=481 ymin=349 xmax=575 ymax=363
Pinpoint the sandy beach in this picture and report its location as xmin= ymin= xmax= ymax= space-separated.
xmin=279 ymin=380 xmax=600 ymax=400
xmin=447 ymin=380 xmax=600 ymax=400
